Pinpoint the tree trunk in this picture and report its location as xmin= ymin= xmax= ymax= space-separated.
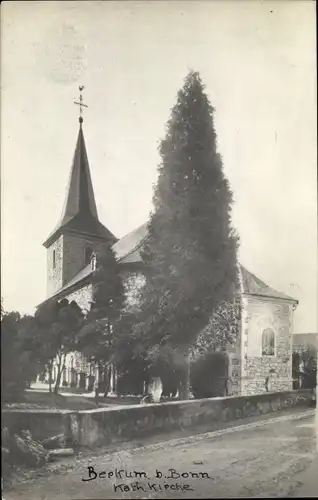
xmin=54 ymin=369 xmax=62 ymax=395
xmin=54 ymin=354 xmax=66 ymax=395
xmin=48 ymin=362 xmax=53 ymax=394
xmin=103 ymin=365 xmax=111 ymax=397
xmin=95 ymin=361 xmax=101 ymax=399
xmin=178 ymin=351 xmax=191 ymax=401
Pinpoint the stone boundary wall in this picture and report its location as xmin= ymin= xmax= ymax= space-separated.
xmin=2 ymin=410 xmax=73 ymax=443
xmin=3 ymin=390 xmax=312 ymax=448
xmin=74 ymin=390 xmax=311 ymax=447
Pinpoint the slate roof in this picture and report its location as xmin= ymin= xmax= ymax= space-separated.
xmin=43 ymin=221 xmax=297 ymax=306
xmin=239 ymin=266 xmax=297 ymax=302
xmin=43 ymin=124 xmax=116 ymax=248
xmin=112 ymin=223 xmax=147 ymax=263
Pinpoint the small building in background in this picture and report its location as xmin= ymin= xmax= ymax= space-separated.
xmin=292 ymin=333 xmax=317 ymax=390
xmin=292 ymin=333 xmax=317 ymax=357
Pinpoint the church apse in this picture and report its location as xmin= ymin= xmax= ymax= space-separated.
xmin=242 ymin=297 xmax=294 ymax=395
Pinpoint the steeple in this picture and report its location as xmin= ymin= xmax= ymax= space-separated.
xmin=43 ymin=88 xmax=116 ymax=248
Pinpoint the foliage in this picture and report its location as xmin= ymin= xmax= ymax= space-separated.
xmin=131 ymin=71 xmax=239 ymax=399
xmin=292 ymin=351 xmax=300 ymax=380
xmin=1 ymin=297 xmax=83 ymax=399
xmin=90 ymin=246 xmax=126 ymax=322
xmin=16 ymin=315 xmax=46 ymax=386
xmin=116 ymin=363 xmax=146 ymax=396
xmin=76 ymin=245 xmax=125 ymax=396
xmin=299 ymin=350 xmax=316 ymax=389
xmin=1 ymin=311 xmax=41 ymax=403
xmin=1 ymin=311 xmax=24 ymax=402
xmin=292 ymin=349 xmax=317 ymax=390
xmin=190 ymin=350 xmax=229 ymax=399
xmin=35 ymin=299 xmax=84 ymax=394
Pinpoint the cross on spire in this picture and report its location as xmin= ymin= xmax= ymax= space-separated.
xmin=74 ymin=86 xmax=88 ymax=125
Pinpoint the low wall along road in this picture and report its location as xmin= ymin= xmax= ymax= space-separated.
xmin=3 ymin=390 xmax=312 ymax=448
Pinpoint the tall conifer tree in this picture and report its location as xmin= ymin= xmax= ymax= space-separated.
xmin=137 ymin=71 xmax=239 ymax=399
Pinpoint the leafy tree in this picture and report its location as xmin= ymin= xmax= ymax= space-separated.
xmin=292 ymin=349 xmax=317 ymax=390
xmin=134 ymin=71 xmax=239 ymax=400
xmin=16 ymin=315 xmax=46 ymax=388
xmin=292 ymin=351 xmax=300 ymax=389
xmin=35 ymin=299 xmax=84 ymax=394
xmin=76 ymin=246 xmax=125 ymax=397
xmin=299 ymin=349 xmax=317 ymax=389
xmin=33 ymin=302 xmax=58 ymax=393
xmin=1 ymin=311 xmax=41 ymax=403
xmin=2 ymin=311 xmax=24 ymax=403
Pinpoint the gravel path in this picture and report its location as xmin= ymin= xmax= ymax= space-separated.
xmin=3 ymin=410 xmax=317 ymax=499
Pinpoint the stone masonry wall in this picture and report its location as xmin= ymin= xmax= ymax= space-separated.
xmin=227 ymin=340 xmax=242 ymax=396
xmin=47 ymin=233 xmax=109 ymax=298
xmin=3 ymin=390 xmax=311 ymax=447
xmin=63 ymin=233 xmax=109 ymax=286
xmin=47 ymin=235 xmax=64 ymax=297
xmin=65 ymin=270 xmax=145 ymax=314
xmin=74 ymin=390 xmax=311 ymax=447
xmin=66 ymin=284 xmax=93 ymax=314
xmin=241 ymin=296 xmax=293 ymax=395
xmin=64 ymin=284 xmax=94 ymax=378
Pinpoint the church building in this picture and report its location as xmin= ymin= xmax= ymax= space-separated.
xmin=39 ymin=111 xmax=298 ymax=397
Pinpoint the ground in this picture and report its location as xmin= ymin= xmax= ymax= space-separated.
xmin=4 ymin=409 xmax=317 ymax=499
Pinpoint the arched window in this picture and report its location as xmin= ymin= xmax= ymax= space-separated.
xmin=84 ymin=247 xmax=93 ymax=266
xmin=53 ymin=249 xmax=56 ymax=269
xmin=262 ymin=328 xmax=275 ymax=356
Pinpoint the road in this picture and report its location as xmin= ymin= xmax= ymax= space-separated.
xmin=4 ymin=410 xmax=318 ymax=499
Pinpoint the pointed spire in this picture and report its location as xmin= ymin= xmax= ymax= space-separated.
xmin=60 ymin=125 xmax=98 ymax=224
xmin=43 ymin=118 xmax=116 ymax=248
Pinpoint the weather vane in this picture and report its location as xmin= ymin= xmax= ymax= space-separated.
xmin=74 ymin=86 xmax=88 ymax=124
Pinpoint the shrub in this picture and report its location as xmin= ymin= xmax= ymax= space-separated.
xmin=191 ymin=350 xmax=229 ymax=399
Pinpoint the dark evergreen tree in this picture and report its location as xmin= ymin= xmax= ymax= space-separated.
xmin=76 ymin=246 xmax=126 ymax=396
xmin=135 ymin=71 xmax=239 ymax=399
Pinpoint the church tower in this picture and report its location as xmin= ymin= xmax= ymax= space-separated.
xmin=43 ymin=89 xmax=117 ymax=298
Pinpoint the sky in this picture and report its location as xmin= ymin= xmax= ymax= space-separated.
xmin=1 ymin=1 xmax=317 ymax=333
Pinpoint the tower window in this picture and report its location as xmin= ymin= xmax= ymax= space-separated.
xmin=85 ymin=246 xmax=93 ymax=266
xmin=53 ymin=249 xmax=56 ymax=269
xmin=262 ymin=328 xmax=275 ymax=356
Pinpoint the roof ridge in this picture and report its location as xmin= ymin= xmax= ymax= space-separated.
xmin=40 ymin=228 xmax=297 ymax=306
